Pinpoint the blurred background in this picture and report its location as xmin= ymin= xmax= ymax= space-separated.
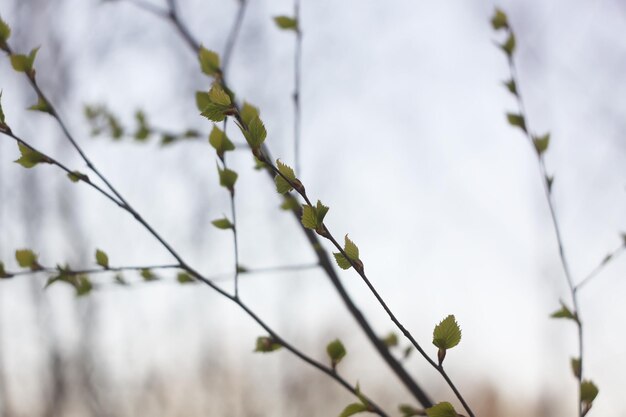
xmin=0 ymin=0 xmax=625 ymax=416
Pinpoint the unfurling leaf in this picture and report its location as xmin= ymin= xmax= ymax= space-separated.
xmin=240 ymin=102 xmax=260 ymax=127
xmin=490 ymin=8 xmax=509 ymax=30
xmin=95 ymin=249 xmax=109 ymax=269
xmin=177 ymin=272 xmax=194 ymax=283
xmin=501 ymin=32 xmax=516 ymax=57
xmin=217 ymin=164 xmax=238 ymax=192
xmin=140 ymin=268 xmax=158 ymax=281
xmin=550 ymin=301 xmax=577 ymax=322
xmin=338 ymin=403 xmax=368 ymax=417
xmin=344 ymin=235 xmax=359 ymax=261
xmin=382 ymin=332 xmax=399 ymax=348
xmin=399 ymin=404 xmax=422 ymax=417
xmin=75 ymin=275 xmax=93 ymax=296
xmin=254 ymin=336 xmax=282 ymax=353
xmin=275 ymin=159 xmax=297 ymax=194
xmin=67 ymin=171 xmax=89 ymax=183
xmin=134 ymin=110 xmax=150 ymax=141
xmin=333 ymin=252 xmax=352 ymax=270
xmin=273 ymin=15 xmax=298 ymax=31
xmin=426 ymin=401 xmax=457 ymax=417
xmin=15 ymin=142 xmax=51 ymax=168
xmin=533 ymin=133 xmax=550 ymax=155
xmin=301 ymin=204 xmax=318 ymax=229
xmin=10 ymin=46 xmax=39 ymax=73
xmin=15 ymin=249 xmax=40 ymax=270
xmin=209 ymin=125 xmax=235 ymax=159
xmin=242 ymin=116 xmax=267 ymax=149
xmin=212 ymin=217 xmax=233 ymax=230
xmin=0 ymin=15 xmax=11 ymax=48
xmin=0 ymin=90 xmax=6 ymax=125
xmin=506 ymin=113 xmax=526 ymax=132
xmin=280 ymin=195 xmax=299 ymax=211
xmin=0 ymin=262 xmax=11 ymax=278
xmin=432 ymin=315 xmax=462 ymax=351
xmin=326 ymin=339 xmax=347 ymax=369
xmin=503 ymin=79 xmax=517 ymax=95
xmin=28 ymin=97 xmax=52 ymax=114
xmin=200 ymin=85 xmax=233 ymax=122
xmin=198 ymin=47 xmax=221 ymax=77
xmin=580 ymin=380 xmax=599 ymax=405
xmin=571 ymin=357 xmax=581 ymax=379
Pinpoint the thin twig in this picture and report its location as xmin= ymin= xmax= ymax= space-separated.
xmin=131 ymin=3 xmax=435 ymax=407
xmin=293 ymin=0 xmax=302 ymax=175
xmin=222 ymin=0 xmax=248 ymax=73
xmin=503 ymin=28 xmax=583 ymax=417
xmin=575 ymin=244 xmax=626 ymax=291
xmin=2 ymin=19 xmax=389 ymax=417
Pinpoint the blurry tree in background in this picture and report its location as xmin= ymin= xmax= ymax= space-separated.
xmin=0 ymin=0 xmax=625 ymax=416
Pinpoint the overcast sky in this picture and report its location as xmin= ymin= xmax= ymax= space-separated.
xmin=0 ymin=0 xmax=625 ymax=415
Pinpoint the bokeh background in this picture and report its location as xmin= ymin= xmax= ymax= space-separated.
xmin=0 ymin=0 xmax=625 ymax=416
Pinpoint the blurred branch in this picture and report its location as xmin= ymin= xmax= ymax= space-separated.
xmin=123 ymin=1 xmax=435 ymax=408
xmin=575 ymin=243 xmax=626 ymax=291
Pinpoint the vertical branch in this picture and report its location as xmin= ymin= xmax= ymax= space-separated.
xmin=222 ymin=0 xmax=248 ymax=74
xmin=293 ymin=0 xmax=302 ymax=175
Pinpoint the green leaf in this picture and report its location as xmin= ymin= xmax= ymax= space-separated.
xmin=280 ymin=195 xmax=300 ymax=211
xmin=15 ymin=249 xmax=39 ymax=270
xmin=217 ymin=165 xmax=238 ymax=192
xmin=0 ymin=15 xmax=11 ymax=45
xmin=503 ymin=79 xmax=517 ymax=95
xmin=209 ymin=125 xmax=235 ymax=159
xmin=15 ymin=142 xmax=51 ymax=168
xmin=382 ymin=332 xmax=399 ymax=348
xmin=209 ymin=85 xmax=231 ymax=106
xmin=0 ymin=261 xmax=11 ymax=278
xmin=198 ymin=47 xmax=221 ymax=77
xmin=141 ymin=268 xmax=158 ymax=281
xmin=580 ymin=380 xmax=599 ymax=404
xmin=95 ymin=249 xmax=109 ymax=268
xmin=274 ymin=15 xmax=298 ymax=31
xmin=212 ymin=217 xmax=233 ymax=230
xmin=338 ymin=403 xmax=368 ymax=417
xmin=506 ymin=113 xmax=526 ymax=132
xmin=275 ymin=159 xmax=297 ymax=194
xmin=0 ymin=90 xmax=6 ymax=125
xmin=550 ymin=301 xmax=577 ymax=321
xmin=242 ymin=116 xmax=267 ymax=149
xmin=28 ymin=97 xmax=52 ymax=114
xmin=200 ymin=85 xmax=233 ymax=122
xmin=240 ymin=101 xmax=260 ymax=127
xmin=571 ymin=357 xmax=581 ymax=379
xmin=10 ymin=46 xmax=39 ymax=73
xmin=67 ymin=171 xmax=89 ymax=183
xmin=432 ymin=315 xmax=462 ymax=350
xmin=399 ymin=404 xmax=422 ymax=417
xmin=333 ymin=252 xmax=352 ymax=270
xmin=501 ymin=32 xmax=516 ymax=57
xmin=254 ymin=336 xmax=282 ymax=353
xmin=75 ymin=275 xmax=93 ymax=296
xmin=344 ymin=235 xmax=359 ymax=261
xmin=301 ymin=204 xmax=318 ymax=229
xmin=177 ymin=272 xmax=194 ymax=284
xmin=195 ymin=91 xmax=211 ymax=112
xmin=315 ymin=200 xmax=329 ymax=225
xmin=326 ymin=339 xmax=347 ymax=368
xmin=426 ymin=402 xmax=457 ymax=417
xmin=134 ymin=110 xmax=150 ymax=141
xmin=533 ymin=133 xmax=550 ymax=155
xmin=490 ymin=8 xmax=509 ymax=30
